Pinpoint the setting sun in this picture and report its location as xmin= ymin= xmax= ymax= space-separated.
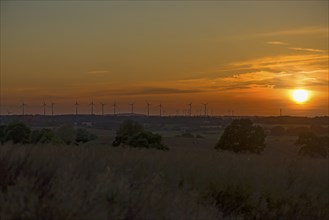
xmin=292 ymin=89 xmax=310 ymax=104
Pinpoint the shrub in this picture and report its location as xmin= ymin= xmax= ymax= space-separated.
xmin=215 ymin=119 xmax=266 ymax=153
xmin=75 ymin=128 xmax=97 ymax=144
xmin=30 ymin=128 xmax=58 ymax=144
xmin=0 ymin=125 xmax=6 ymax=144
xmin=296 ymin=132 xmax=328 ymax=158
xmin=112 ymin=120 xmax=144 ymax=146
xmin=112 ymin=120 xmax=168 ymax=150
xmin=3 ymin=121 xmax=31 ymax=144
xmin=128 ymin=131 xmax=168 ymax=150
xmin=56 ymin=124 xmax=76 ymax=145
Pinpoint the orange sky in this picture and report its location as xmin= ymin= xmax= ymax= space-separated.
xmin=1 ymin=1 xmax=328 ymax=116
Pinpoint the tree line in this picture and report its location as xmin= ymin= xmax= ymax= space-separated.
xmin=1 ymin=119 xmax=327 ymax=158
xmin=0 ymin=122 xmax=97 ymax=145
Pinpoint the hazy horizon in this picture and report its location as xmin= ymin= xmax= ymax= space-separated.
xmin=1 ymin=1 xmax=328 ymax=116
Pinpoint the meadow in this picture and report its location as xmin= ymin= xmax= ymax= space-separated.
xmin=0 ymin=135 xmax=328 ymax=220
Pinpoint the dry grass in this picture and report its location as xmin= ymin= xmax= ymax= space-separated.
xmin=0 ymin=137 xmax=328 ymax=219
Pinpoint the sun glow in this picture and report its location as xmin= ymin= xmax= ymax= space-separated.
xmin=291 ymin=89 xmax=310 ymax=104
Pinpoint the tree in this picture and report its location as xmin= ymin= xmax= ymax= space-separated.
xmin=30 ymin=128 xmax=58 ymax=144
xmin=215 ymin=119 xmax=266 ymax=153
xmin=128 ymin=131 xmax=168 ymax=150
xmin=296 ymin=132 xmax=328 ymax=158
xmin=4 ymin=121 xmax=31 ymax=144
xmin=75 ymin=128 xmax=97 ymax=144
xmin=56 ymin=124 xmax=76 ymax=145
xmin=112 ymin=120 xmax=168 ymax=150
xmin=112 ymin=120 xmax=144 ymax=146
xmin=0 ymin=125 xmax=6 ymax=144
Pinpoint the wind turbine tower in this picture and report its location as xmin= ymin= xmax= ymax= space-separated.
xmin=159 ymin=103 xmax=163 ymax=117
xmin=188 ymin=103 xmax=192 ymax=117
xmin=100 ymin=102 xmax=106 ymax=116
xmin=113 ymin=102 xmax=117 ymax=115
xmin=90 ymin=100 xmax=95 ymax=115
xmin=146 ymin=102 xmax=150 ymax=116
xmin=51 ymin=102 xmax=55 ymax=116
xmin=130 ymin=103 xmax=134 ymax=114
xmin=203 ymin=103 xmax=208 ymax=117
xmin=22 ymin=101 xmax=27 ymax=116
xmin=43 ymin=102 xmax=46 ymax=116
xmin=75 ymin=100 xmax=79 ymax=115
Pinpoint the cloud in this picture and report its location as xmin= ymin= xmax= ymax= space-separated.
xmin=289 ymin=47 xmax=326 ymax=53
xmin=90 ymin=87 xmax=204 ymax=97
xmin=78 ymin=52 xmax=328 ymax=98
xmin=116 ymin=87 xmax=203 ymax=96
xmin=266 ymin=41 xmax=288 ymax=45
xmin=219 ymin=53 xmax=328 ymax=89
xmin=87 ymin=70 xmax=110 ymax=74
xmin=259 ymin=26 xmax=328 ymax=37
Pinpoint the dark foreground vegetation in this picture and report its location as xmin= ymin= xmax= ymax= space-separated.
xmin=0 ymin=142 xmax=328 ymax=219
xmin=112 ymin=120 xmax=168 ymax=151
xmin=0 ymin=121 xmax=97 ymax=145
xmin=0 ymin=119 xmax=328 ymax=219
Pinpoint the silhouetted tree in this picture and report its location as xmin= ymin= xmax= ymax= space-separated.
xmin=113 ymin=120 xmax=168 ymax=150
xmin=75 ymin=128 xmax=97 ymax=144
xmin=296 ymin=132 xmax=328 ymax=158
xmin=4 ymin=121 xmax=31 ymax=144
xmin=0 ymin=125 xmax=6 ymax=144
xmin=215 ymin=119 xmax=266 ymax=153
xmin=56 ymin=124 xmax=76 ymax=145
xmin=128 ymin=131 xmax=168 ymax=150
xmin=113 ymin=120 xmax=144 ymax=146
xmin=30 ymin=128 xmax=58 ymax=144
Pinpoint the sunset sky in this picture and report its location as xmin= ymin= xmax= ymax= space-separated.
xmin=1 ymin=1 xmax=328 ymax=116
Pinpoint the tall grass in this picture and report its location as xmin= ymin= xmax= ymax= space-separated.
xmin=0 ymin=139 xmax=328 ymax=219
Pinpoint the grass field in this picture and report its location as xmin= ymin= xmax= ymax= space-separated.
xmin=0 ymin=136 xmax=328 ymax=219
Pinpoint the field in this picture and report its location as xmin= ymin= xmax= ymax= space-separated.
xmin=0 ymin=134 xmax=328 ymax=220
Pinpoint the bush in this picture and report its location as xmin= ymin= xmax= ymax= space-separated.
xmin=30 ymin=128 xmax=58 ymax=144
xmin=0 ymin=125 xmax=6 ymax=144
xmin=76 ymin=128 xmax=97 ymax=144
xmin=112 ymin=120 xmax=168 ymax=150
xmin=296 ymin=132 xmax=328 ymax=158
xmin=128 ymin=131 xmax=168 ymax=150
xmin=113 ymin=120 xmax=144 ymax=146
xmin=3 ymin=121 xmax=31 ymax=144
xmin=215 ymin=119 xmax=266 ymax=153
xmin=56 ymin=124 xmax=76 ymax=145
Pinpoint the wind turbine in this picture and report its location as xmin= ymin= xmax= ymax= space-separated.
xmin=21 ymin=101 xmax=27 ymax=116
xmin=113 ymin=102 xmax=117 ymax=115
xmin=6 ymin=107 xmax=11 ymax=115
xmin=90 ymin=100 xmax=95 ymax=115
xmin=43 ymin=101 xmax=47 ymax=116
xmin=203 ymin=103 xmax=208 ymax=117
xmin=75 ymin=100 xmax=79 ymax=115
xmin=159 ymin=103 xmax=163 ymax=117
xmin=188 ymin=103 xmax=192 ymax=117
xmin=130 ymin=103 xmax=134 ymax=114
xmin=146 ymin=101 xmax=150 ymax=116
xmin=51 ymin=101 xmax=55 ymax=116
xmin=100 ymin=102 xmax=106 ymax=116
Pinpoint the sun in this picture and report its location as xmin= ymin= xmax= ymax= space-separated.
xmin=291 ymin=89 xmax=310 ymax=104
